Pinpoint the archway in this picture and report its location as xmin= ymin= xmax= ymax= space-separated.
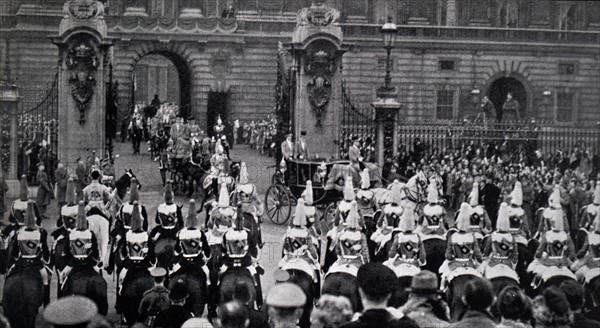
xmin=486 ymin=77 xmax=528 ymax=121
xmin=131 ymin=51 xmax=192 ymax=119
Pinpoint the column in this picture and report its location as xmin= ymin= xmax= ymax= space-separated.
xmin=9 ymin=103 xmax=18 ymax=179
xmin=446 ymin=0 xmax=456 ymax=26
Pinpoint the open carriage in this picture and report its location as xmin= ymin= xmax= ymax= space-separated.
xmin=264 ymin=158 xmax=381 ymax=230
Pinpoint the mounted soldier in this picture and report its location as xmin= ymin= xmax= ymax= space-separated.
xmin=371 ymin=180 xmax=404 ymax=260
xmin=537 ymin=185 xmax=570 ymax=235
xmin=172 ymin=199 xmax=211 ymax=284
xmin=7 ymin=200 xmax=51 ymax=305
xmin=507 ymin=180 xmax=530 ymax=246
xmin=279 ymin=198 xmax=321 ymax=285
xmin=2 ymin=176 xmax=41 ymax=254
xmin=384 ymin=207 xmax=426 ymax=278
xmin=59 ymin=201 xmax=102 ymax=290
xmin=439 ymin=202 xmax=483 ymax=289
xmin=480 ymin=203 xmax=520 ymax=285
xmin=232 ymin=162 xmax=263 ymax=247
xmin=116 ymin=201 xmax=155 ymax=311
xmin=418 ymin=183 xmax=448 ymax=239
xmin=52 ymin=178 xmax=79 ymax=284
xmin=302 ymin=180 xmax=321 ymax=250
xmin=466 ymin=181 xmax=492 ymax=244
xmin=83 ymin=167 xmax=111 ymax=218
xmin=328 ymin=200 xmax=369 ymax=277
xmin=573 ymin=214 xmax=600 ymax=283
xmin=150 ymin=180 xmax=183 ymax=270
xmin=578 ymin=182 xmax=600 ymax=239
xmin=356 ymin=168 xmax=379 ymax=255
xmin=527 ymin=208 xmax=576 ymax=289
xmin=170 ymin=116 xmax=189 ymax=171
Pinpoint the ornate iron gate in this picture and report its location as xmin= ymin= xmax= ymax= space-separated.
xmin=106 ymin=64 xmax=119 ymax=158
xmin=17 ymin=73 xmax=59 ymax=185
xmin=339 ymin=82 xmax=376 ymax=161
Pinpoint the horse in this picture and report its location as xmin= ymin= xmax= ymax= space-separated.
xmin=3 ymin=263 xmax=45 ymax=328
xmin=152 ymin=227 xmax=179 ymax=271
xmin=106 ymin=170 xmax=139 ymax=221
xmin=119 ymin=263 xmax=154 ymax=326
xmin=287 ymin=269 xmax=316 ymax=328
xmin=169 ymin=264 xmax=208 ymax=317
xmin=446 ymin=273 xmax=480 ymax=321
xmin=321 ymin=271 xmax=361 ymax=313
xmin=87 ymin=208 xmax=111 ymax=267
xmin=219 ymin=266 xmax=258 ymax=309
xmin=61 ymin=265 xmax=108 ymax=315
xmin=181 ymin=142 xmax=210 ymax=198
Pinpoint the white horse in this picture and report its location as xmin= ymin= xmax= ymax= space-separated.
xmin=87 ymin=212 xmax=111 ymax=266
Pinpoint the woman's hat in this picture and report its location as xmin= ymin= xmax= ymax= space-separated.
xmin=406 ymin=270 xmax=442 ymax=294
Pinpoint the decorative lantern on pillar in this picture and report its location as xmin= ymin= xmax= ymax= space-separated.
xmin=542 ymin=89 xmax=552 ymax=120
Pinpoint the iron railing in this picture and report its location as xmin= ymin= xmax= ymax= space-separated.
xmin=339 ymin=82 xmax=376 ymax=162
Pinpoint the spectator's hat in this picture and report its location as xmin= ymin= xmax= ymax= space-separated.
xmin=273 ymin=269 xmax=290 ymax=283
xmin=351 ymin=135 xmax=359 ymax=141
xmin=169 ymin=279 xmax=189 ymax=302
xmin=150 ymin=267 xmax=167 ymax=278
xmin=182 ymin=318 xmax=213 ymax=328
xmin=43 ymin=296 xmax=98 ymax=328
xmin=266 ymin=283 xmax=306 ymax=308
xmin=406 ymin=270 xmax=441 ymax=294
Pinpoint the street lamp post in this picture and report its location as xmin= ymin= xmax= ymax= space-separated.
xmin=378 ymin=16 xmax=398 ymax=98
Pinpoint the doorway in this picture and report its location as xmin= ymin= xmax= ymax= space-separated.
xmin=207 ymin=91 xmax=228 ymax=137
xmin=487 ymin=77 xmax=527 ymax=121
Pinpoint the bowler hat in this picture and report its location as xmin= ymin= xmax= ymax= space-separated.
xmin=169 ymin=279 xmax=189 ymax=301
xmin=406 ymin=270 xmax=442 ymax=294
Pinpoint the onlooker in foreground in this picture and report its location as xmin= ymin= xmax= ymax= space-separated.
xmin=182 ymin=318 xmax=213 ymax=328
xmin=232 ymin=281 xmax=269 ymax=328
xmin=138 ymin=267 xmax=170 ymax=326
xmin=398 ymin=270 xmax=450 ymax=328
xmin=496 ymin=285 xmax=532 ymax=328
xmin=559 ymin=280 xmax=600 ymax=328
xmin=216 ymin=301 xmax=249 ymax=328
xmin=532 ymin=287 xmax=573 ymax=328
xmin=153 ymin=279 xmax=194 ymax=328
xmin=265 ymin=282 xmax=306 ymax=328
xmin=310 ymin=294 xmax=354 ymax=328
xmin=341 ymin=263 xmax=418 ymax=328
xmin=446 ymin=277 xmax=497 ymax=328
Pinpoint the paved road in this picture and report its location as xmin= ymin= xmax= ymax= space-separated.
xmin=1 ymin=140 xmax=290 ymax=326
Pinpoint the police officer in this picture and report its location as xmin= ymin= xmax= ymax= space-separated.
xmin=172 ymin=200 xmax=211 ymax=284
xmin=154 ymin=279 xmax=194 ymax=328
xmin=138 ymin=267 xmax=171 ymax=326
xmin=265 ymin=283 xmax=307 ymax=328
xmin=8 ymin=200 xmax=51 ymax=305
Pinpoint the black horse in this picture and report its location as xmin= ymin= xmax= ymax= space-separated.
xmin=3 ymin=263 xmax=45 ymax=328
xmin=446 ymin=274 xmax=480 ymax=321
xmin=61 ymin=265 xmax=109 ymax=315
xmin=119 ymin=263 xmax=154 ymax=326
xmin=219 ymin=266 xmax=258 ymax=309
xmin=422 ymin=238 xmax=447 ymax=280
xmin=152 ymin=227 xmax=179 ymax=271
xmin=169 ymin=264 xmax=209 ymax=317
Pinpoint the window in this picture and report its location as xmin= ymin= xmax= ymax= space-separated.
xmin=439 ymin=59 xmax=456 ymax=71
xmin=559 ymin=62 xmax=576 ymax=75
xmin=436 ymin=89 xmax=455 ymax=120
xmin=556 ymin=91 xmax=575 ymax=122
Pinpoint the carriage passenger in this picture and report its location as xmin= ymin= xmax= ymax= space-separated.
xmin=7 ymin=200 xmax=51 ymax=305
xmin=152 ymin=181 xmax=183 ymax=233
xmin=117 ymin=202 xmax=155 ymax=297
xmin=573 ymin=214 xmax=600 ymax=282
xmin=527 ymin=208 xmax=576 ymax=287
xmin=60 ymin=201 xmax=101 ymax=282
xmin=580 ymin=182 xmax=600 ymax=232
xmin=172 ymin=200 xmax=211 ymax=284
xmin=371 ymin=180 xmax=403 ymax=256
xmin=466 ymin=181 xmax=492 ymax=243
xmin=416 ymin=183 xmax=447 ymax=239
xmin=302 ymin=180 xmax=321 ymax=244
xmin=384 ymin=207 xmax=426 ymax=276
xmin=480 ymin=203 xmax=520 ymax=283
xmin=439 ymin=203 xmax=483 ymax=288
xmin=331 ymin=201 xmax=369 ymax=271
xmin=279 ymin=199 xmax=320 ymax=282
xmin=507 ymin=181 xmax=530 ymax=245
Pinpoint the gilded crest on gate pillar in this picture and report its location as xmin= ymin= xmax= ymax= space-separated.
xmin=304 ymin=42 xmax=337 ymax=127
xmin=66 ymin=39 xmax=98 ymax=125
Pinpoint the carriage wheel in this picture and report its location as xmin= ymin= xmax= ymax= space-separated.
xmin=264 ymin=185 xmax=291 ymax=225
xmin=320 ymin=202 xmax=338 ymax=233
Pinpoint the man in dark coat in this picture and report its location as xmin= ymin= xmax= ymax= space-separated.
xmin=446 ymin=278 xmax=496 ymax=328
xmin=138 ymin=267 xmax=171 ymax=326
xmin=75 ymin=157 xmax=88 ymax=201
xmin=560 ymin=280 xmax=600 ymax=328
xmin=342 ymin=263 xmax=419 ymax=328
xmin=154 ymin=279 xmax=194 ymax=328
xmin=481 ymin=176 xmax=501 ymax=228
xmin=36 ymin=162 xmax=53 ymax=220
xmin=54 ymin=161 xmax=68 ymax=209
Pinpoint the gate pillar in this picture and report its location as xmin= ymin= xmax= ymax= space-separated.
xmin=371 ymin=99 xmax=401 ymax=171
xmin=52 ymin=0 xmax=113 ymax=167
xmin=289 ymin=1 xmax=349 ymax=160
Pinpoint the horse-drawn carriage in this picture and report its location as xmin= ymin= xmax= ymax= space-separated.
xmin=264 ymin=159 xmax=381 ymax=230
